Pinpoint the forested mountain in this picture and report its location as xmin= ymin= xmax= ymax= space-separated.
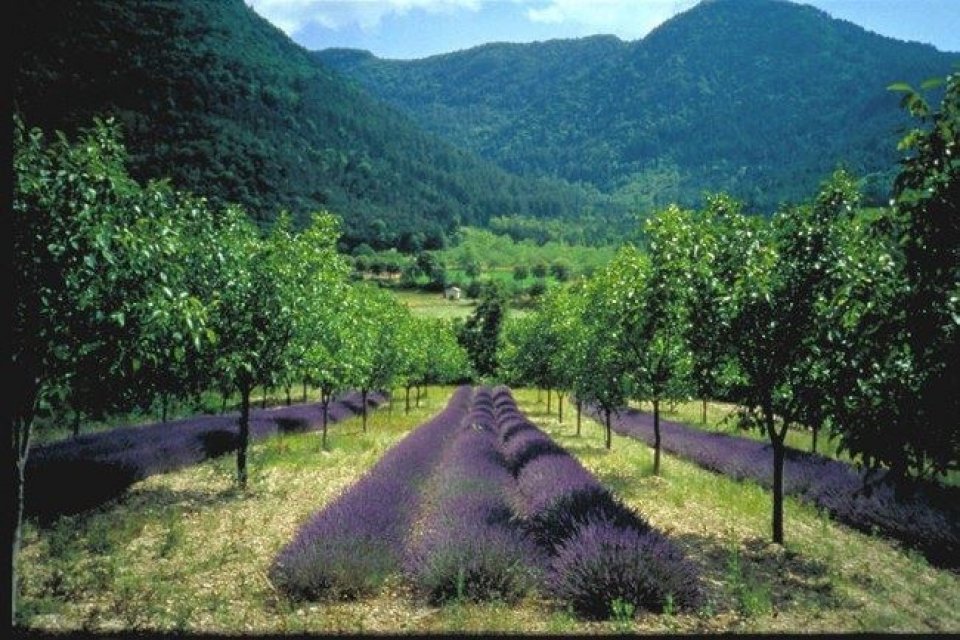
xmin=318 ymin=0 xmax=958 ymax=213
xmin=13 ymin=0 xmax=611 ymax=248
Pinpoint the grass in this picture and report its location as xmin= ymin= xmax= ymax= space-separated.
xmin=16 ymin=386 xmax=960 ymax=634
xmin=391 ymin=289 xmax=478 ymax=319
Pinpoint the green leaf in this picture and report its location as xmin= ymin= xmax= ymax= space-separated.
xmin=887 ymin=82 xmax=914 ymax=93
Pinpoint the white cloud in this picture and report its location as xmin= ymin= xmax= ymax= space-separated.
xmin=249 ymin=0 xmax=483 ymax=34
xmin=525 ymin=0 xmax=698 ymax=39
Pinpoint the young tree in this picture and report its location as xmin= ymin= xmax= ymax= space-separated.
xmin=571 ymin=269 xmax=632 ymax=449
xmin=685 ymin=194 xmax=750 ymax=424
xmin=12 ymin=118 xmax=209 ymax=624
xmin=210 ymin=207 xmax=293 ymax=487
xmin=729 ymin=171 xmax=856 ymax=545
xmin=458 ymin=281 xmax=506 ymax=378
xmin=606 ymin=207 xmax=696 ymax=475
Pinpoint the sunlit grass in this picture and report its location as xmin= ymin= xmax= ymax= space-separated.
xmin=16 ymin=385 xmax=960 ymax=634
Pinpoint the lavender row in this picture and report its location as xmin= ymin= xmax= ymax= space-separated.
xmin=491 ymin=386 xmax=703 ymax=619
xmin=604 ymin=407 xmax=960 ymax=569
xmin=26 ymin=390 xmax=387 ymax=522
xmin=403 ymin=388 xmax=542 ymax=603
xmin=269 ymin=386 xmax=473 ymax=601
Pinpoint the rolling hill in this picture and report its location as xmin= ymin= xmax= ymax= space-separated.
xmin=317 ymin=0 xmax=958 ymax=213
xmin=12 ymin=0 xmax=610 ymax=249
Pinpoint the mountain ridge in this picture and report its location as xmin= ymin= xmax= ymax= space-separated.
xmin=316 ymin=0 xmax=958 ymax=212
xmin=13 ymin=0 xmax=610 ymax=249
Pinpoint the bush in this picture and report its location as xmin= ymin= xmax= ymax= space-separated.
xmin=546 ymin=519 xmax=704 ymax=619
xmin=270 ymin=386 xmax=472 ymax=600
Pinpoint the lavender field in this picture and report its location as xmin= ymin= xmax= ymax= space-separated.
xmin=603 ymin=406 xmax=960 ymax=570
xmin=271 ymin=385 xmax=702 ymax=619
xmin=26 ymin=390 xmax=387 ymax=522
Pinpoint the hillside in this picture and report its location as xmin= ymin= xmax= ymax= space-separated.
xmin=317 ymin=0 xmax=958 ymax=212
xmin=12 ymin=0 xmax=609 ymax=248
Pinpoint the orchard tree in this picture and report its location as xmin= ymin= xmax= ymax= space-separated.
xmin=458 ymin=281 xmax=506 ymax=378
xmin=12 ymin=117 xmax=209 ymax=624
xmin=685 ymin=194 xmax=751 ymax=424
xmin=352 ymin=285 xmax=408 ymax=430
xmin=294 ymin=214 xmax=357 ymax=450
xmin=606 ymin=206 xmax=696 ymax=475
xmin=572 ymin=269 xmax=632 ymax=449
xmin=210 ymin=206 xmax=293 ymax=487
xmin=729 ymin=171 xmax=856 ymax=545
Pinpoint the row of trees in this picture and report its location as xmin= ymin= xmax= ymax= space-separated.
xmin=11 ymin=116 xmax=470 ymax=624
xmin=501 ymin=74 xmax=958 ymax=546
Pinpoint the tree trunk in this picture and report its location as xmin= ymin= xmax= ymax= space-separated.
xmin=604 ymin=408 xmax=612 ymax=450
xmin=161 ymin=393 xmax=169 ymax=423
xmin=405 ymin=386 xmax=411 ymax=414
xmin=537 ymin=388 xmax=542 ymax=403
xmin=285 ymin=384 xmax=292 ymax=407
xmin=415 ymin=385 xmax=422 ymax=408
xmin=576 ymin=400 xmax=582 ymax=436
xmin=321 ymin=389 xmax=331 ymax=451
xmin=547 ymin=388 xmax=552 ymax=415
xmin=764 ymin=401 xmax=786 ymax=545
xmin=221 ymin=390 xmax=228 ymax=415
xmin=12 ymin=414 xmax=32 ymax=628
xmin=702 ymin=398 xmax=708 ymax=425
xmin=237 ymin=383 xmax=251 ymax=489
xmin=653 ymin=398 xmax=662 ymax=476
xmin=361 ymin=388 xmax=369 ymax=432
xmin=72 ymin=408 xmax=82 ymax=438
xmin=811 ymin=423 xmax=819 ymax=454
xmin=558 ymin=393 xmax=564 ymax=423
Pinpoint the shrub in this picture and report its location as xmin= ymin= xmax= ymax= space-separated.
xmin=270 ymin=386 xmax=472 ymax=600
xmin=404 ymin=405 xmax=541 ymax=604
xmin=546 ymin=519 xmax=703 ymax=619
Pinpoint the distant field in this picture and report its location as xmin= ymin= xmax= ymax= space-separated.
xmin=390 ymin=288 xmax=531 ymax=319
xmin=390 ymin=289 xmax=477 ymax=319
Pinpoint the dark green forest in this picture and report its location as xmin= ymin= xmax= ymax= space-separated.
xmin=13 ymin=0 xmax=616 ymax=250
xmin=318 ymin=0 xmax=957 ymax=213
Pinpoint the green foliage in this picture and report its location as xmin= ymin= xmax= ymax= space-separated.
xmin=457 ymin=283 xmax=507 ymax=378
xmin=320 ymin=0 xmax=955 ymax=214
xmin=13 ymin=0 xmax=609 ymax=247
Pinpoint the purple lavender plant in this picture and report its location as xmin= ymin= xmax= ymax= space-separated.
xmin=546 ymin=518 xmax=704 ymax=619
xmin=605 ymin=407 xmax=960 ymax=569
xmin=26 ymin=390 xmax=388 ymax=522
xmin=403 ymin=412 xmax=542 ymax=604
xmin=270 ymin=386 xmax=473 ymax=601
xmin=491 ymin=386 xmax=703 ymax=616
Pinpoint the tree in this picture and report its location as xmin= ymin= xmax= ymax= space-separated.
xmin=12 ymin=117 xmax=209 ymax=624
xmin=293 ymin=214 xmax=356 ymax=450
xmin=513 ymin=264 xmax=529 ymax=281
xmin=606 ymin=207 xmax=696 ymax=475
xmin=729 ymin=172 xmax=855 ymax=545
xmin=819 ymin=76 xmax=959 ymax=479
xmin=352 ymin=285 xmax=408 ymax=430
xmin=888 ymin=73 xmax=959 ymax=478
xmin=685 ymin=194 xmax=750 ymax=425
xmin=458 ymin=282 xmax=506 ymax=378
xmin=571 ymin=270 xmax=632 ymax=449
xmin=210 ymin=207 xmax=293 ymax=487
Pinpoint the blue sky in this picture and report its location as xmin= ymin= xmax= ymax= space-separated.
xmin=248 ymin=0 xmax=960 ymax=59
